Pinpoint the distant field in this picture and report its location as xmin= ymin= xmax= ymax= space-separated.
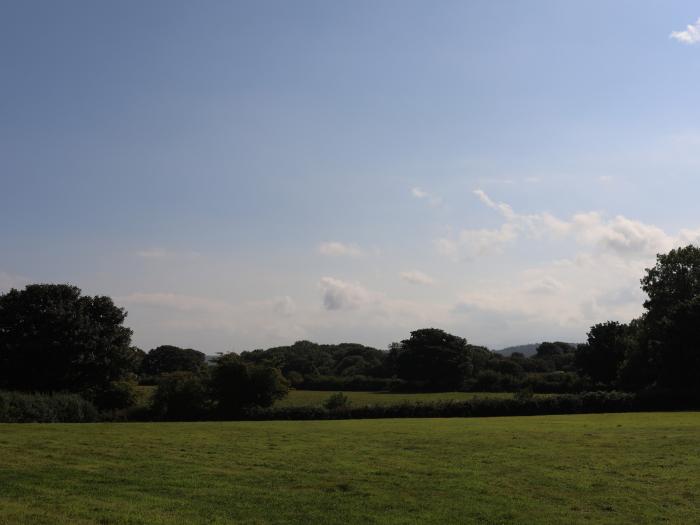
xmin=134 ymin=387 xmax=528 ymax=409
xmin=2 ymin=413 xmax=700 ymax=524
xmin=276 ymin=389 xmax=523 ymax=407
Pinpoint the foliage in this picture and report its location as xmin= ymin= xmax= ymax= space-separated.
xmin=0 ymin=284 xmax=134 ymax=393
xmin=575 ymin=322 xmax=631 ymax=385
xmin=0 ymin=390 xmax=99 ymax=422
xmin=151 ymin=371 xmax=210 ymax=421
xmin=89 ymin=380 xmax=138 ymax=411
xmin=140 ymin=345 xmax=207 ymax=377
xmin=210 ymin=354 xmax=289 ymax=416
xmin=240 ymin=340 xmax=388 ymax=383
xmin=638 ymin=245 xmax=700 ymax=390
xmin=394 ymin=328 xmax=491 ymax=390
xmin=323 ymin=392 xmax=351 ymax=410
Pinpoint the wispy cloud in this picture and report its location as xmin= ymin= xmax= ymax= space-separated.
xmin=318 ymin=241 xmax=363 ymax=257
xmin=411 ymin=187 xmax=443 ymax=207
xmin=670 ymin=18 xmax=700 ymax=44
xmin=436 ymin=189 xmax=687 ymax=261
xmin=399 ymin=270 xmax=435 ymax=285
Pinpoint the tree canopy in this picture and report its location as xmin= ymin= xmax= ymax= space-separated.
xmin=141 ymin=345 xmax=207 ymax=377
xmin=0 ymin=284 xmax=135 ymax=393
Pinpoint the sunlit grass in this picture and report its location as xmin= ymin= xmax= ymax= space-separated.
xmin=276 ymin=389 xmax=523 ymax=407
xmin=2 ymin=412 xmax=699 ymax=524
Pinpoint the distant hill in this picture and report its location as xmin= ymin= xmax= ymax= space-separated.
xmin=495 ymin=344 xmax=540 ymax=357
xmin=496 ymin=342 xmax=580 ymax=357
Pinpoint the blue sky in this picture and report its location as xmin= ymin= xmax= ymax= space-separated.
xmin=2 ymin=1 xmax=700 ymax=353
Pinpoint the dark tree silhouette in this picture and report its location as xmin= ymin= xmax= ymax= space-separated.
xmin=0 ymin=284 xmax=134 ymax=392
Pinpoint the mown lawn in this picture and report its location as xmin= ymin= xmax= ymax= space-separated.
xmin=1 ymin=412 xmax=699 ymax=524
xmin=275 ymin=389 xmax=521 ymax=407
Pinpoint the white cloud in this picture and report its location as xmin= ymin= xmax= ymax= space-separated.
xmin=671 ymin=18 xmax=700 ymax=44
xmin=438 ymin=189 xmax=684 ymax=261
xmin=411 ymin=187 xmax=443 ymax=207
xmin=318 ymin=241 xmax=363 ymax=257
xmin=319 ymin=277 xmax=378 ymax=310
xmin=399 ymin=270 xmax=435 ymax=285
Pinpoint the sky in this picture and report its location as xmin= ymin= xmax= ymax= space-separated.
xmin=2 ymin=1 xmax=700 ymax=354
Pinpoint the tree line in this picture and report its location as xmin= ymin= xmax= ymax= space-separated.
xmin=2 ymin=245 xmax=700 ymax=421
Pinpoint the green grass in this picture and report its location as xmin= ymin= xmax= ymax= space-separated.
xmin=276 ymin=389 xmax=522 ymax=407
xmin=2 ymin=412 xmax=700 ymax=524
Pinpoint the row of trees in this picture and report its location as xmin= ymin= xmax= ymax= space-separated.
xmin=2 ymin=245 xmax=700 ymax=418
xmin=0 ymin=285 xmax=289 ymax=416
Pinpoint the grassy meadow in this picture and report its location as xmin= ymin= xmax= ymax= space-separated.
xmin=275 ymin=389 xmax=524 ymax=407
xmin=2 ymin=412 xmax=700 ymax=524
xmin=133 ymin=387 xmax=530 ymax=410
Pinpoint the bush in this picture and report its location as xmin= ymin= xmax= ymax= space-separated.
xmin=89 ymin=381 xmax=137 ymax=411
xmin=323 ymin=392 xmax=351 ymax=410
xmin=0 ymin=391 xmax=99 ymax=422
xmin=151 ymin=372 xmax=210 ymax=421
xmin=210 ymin=354 xmax=289 ymax=417
xmin=242 ymin=391 xmax=655 ymax=421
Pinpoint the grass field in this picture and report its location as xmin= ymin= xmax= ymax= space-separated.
xmin=2 ymin=413 xmax=699 ymax=524
xmin=275 ymin=389 xmax=522 ymax=407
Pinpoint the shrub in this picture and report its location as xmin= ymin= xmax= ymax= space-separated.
xmin=210 ymin=354 xmax=289 ymax=417
xmin=151 ymin=372 xmax=210 ymax=421
xmin=89 ymin=380 xmax=137 ymax=411
xmin=0 ymin=391 xmax=99 ymax=422
xmin=323 ymin=392 xmax=351 ymax=410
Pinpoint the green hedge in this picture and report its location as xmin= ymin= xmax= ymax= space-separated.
xmin=241 ymin=390 xmax=700 ymax=421
xmin=0 ymin=391 xmax=99 ymax=422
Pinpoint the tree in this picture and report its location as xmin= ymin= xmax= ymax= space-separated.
xmin=140 ymin=345 xmax=206 ymax=377
xmin=210 ymin=353 xmax=289 ymax=415
xmin=575 ymin=322 xmax=631 ymax=385
xmin=0 ymin=284 xmax=134 ymax=393
xmin=151 ymin=371 xmax=210 ymax=420
xmin=395 ymin=328 xmax=486 ymax=390
xmin=638 ymin=245 xmax=700 ymax=390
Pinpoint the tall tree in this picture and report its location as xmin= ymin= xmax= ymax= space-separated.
xmin=395 ymin=328 xmax=486 ymax=390
xmin=575 ymin=322 xmax=630 ymax=385
xmin=638 ymin=245 xmax=700 ymax=390
xmin=0 ymin=284 xmax=133 ymax=392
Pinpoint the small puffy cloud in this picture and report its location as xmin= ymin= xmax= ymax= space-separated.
xmin=411 ymin=187 xmax=428 ymax=198
xmin=399 ymin=270 xmax=435 ymax=285
xmin=319 ymin=277 xmax=378 ymax=310
xmin=671 ymin=18 xmax=700 ymax=44
xmin=571 ymin=213 xmax=672 ymax=256
xmin=318 ymin=241 xmax=363 ymax=257
xmin=411 ymin=187 xmax=442 ymax=207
